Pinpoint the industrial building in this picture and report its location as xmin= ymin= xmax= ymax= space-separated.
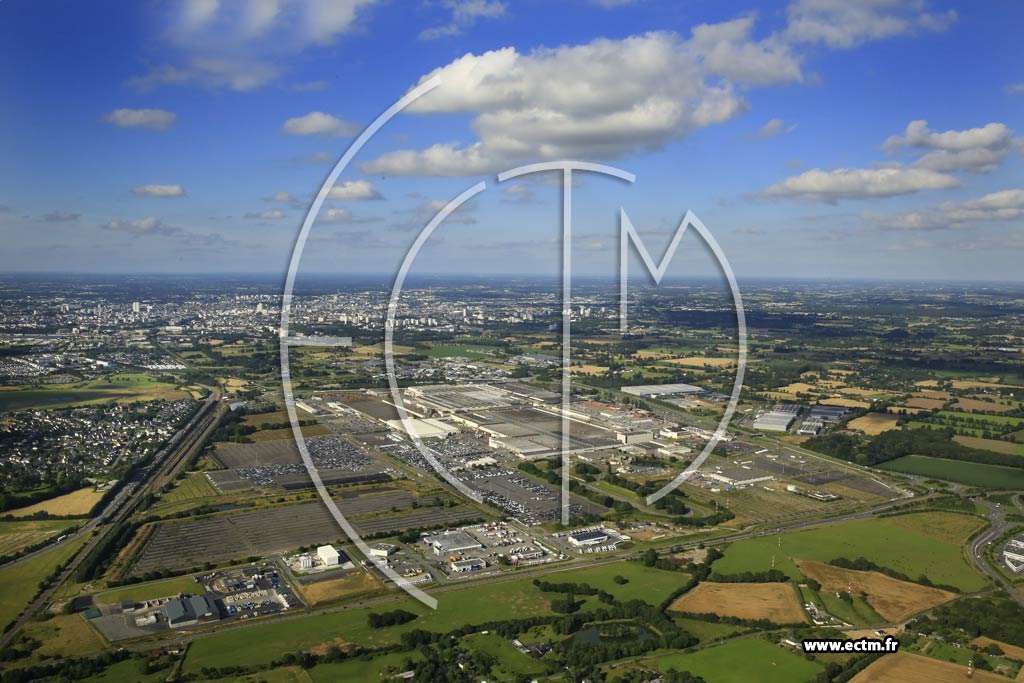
xmin=317 ymin=545 xmax=340 ymax=566
xmin=621 ymin=383 xmax=704 ymax=398
xmin=450 ymin=557 xmax=486 ymax=573
xmin=1005 ymin=538 xmax=1024 ymax=573
xmin=385 ymin=417 xmax=460 ymax=440
xmin=616 ymin=430 xmax=654 ymax=445
xmin=705 ymin=467 xmax=775 ymax=487
xmin=753 ymin=404 xmax=802 ymax=432
xmin=370 ymin=543 xmax=398 ymax=558
xmin=422 ymin=530 xmax=484 ymax=556
xmin=160 ymin=594 xmax=219 ymax=628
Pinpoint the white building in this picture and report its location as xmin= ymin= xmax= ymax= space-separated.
xmin=317 ymin=545 xmax=340 ymax=566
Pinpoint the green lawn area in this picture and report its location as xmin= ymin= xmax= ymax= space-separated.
xmin=0 ymin=374 xmax=188 ymax=411
xmin=94 ymin=574 xmax=203 ymax=605
xmin=672 ymin=616 xmax=745 ymax=643
xmin=877 ymin=455 xmax=1024 ymax=489
xmin=0 ymin=534 xmax=88 ymax=630
xmin=149 ymin=472 xmax=220 ymax=516
xmin=712 ymin=511 xmax=987 ymax=592
xmin=0 ymin=519 xmax=80 ymax=557
xmin=463 ymin=632 xmax=547 ymax=678
xmin=553 ymin=562 xmax=690 ymax=605
xmin=308 ymin=653 xmax=419 ymax=682
xmin=618 ymin=638 xmax=823 ymax=683
xmin=183 ymin=575 xmax=555 ymax=672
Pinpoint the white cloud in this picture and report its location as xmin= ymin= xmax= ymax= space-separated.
xmin=884 ymin=120 xmax=1019 ymax=173
xmin=756 ymin=117 xmax=797 ymax=138
xmin=132 ymin=0 xmax=379 ymax=91
xmin=365 ymin=25 xmax=803 ymax=176
xmin=762 ymin=167 xmax=960 ymax=202
xmin=420 ymin=0 xmax=506 ymax=40
xmin=1007 ymin=83 xmax=1024 ymax=95
xmin=264 ymin=191 xmax=301 ymax=206
xmin=784 ymin=0 xmax=956 ymax=49
xmin=132 ymin=184 xmax=186 ymax=198
xmin=867 ymin=188 xmax=1024 ymax=231
xmin=38 ymin=211 xmax=80 ymax=223
xmin=319 ymin=208 xmax=352 ymax=223
xmin=102 ymin=108 xmax=177 ymax=131
xmin=326 ymin=180 xmax=383 ymax=200
xmin=244 ymin=209 xmax=287 ymax=219
xmin=281 ymin=111 xmax=359 ymax=137
xmin=103 ymin=216 xmax=184 ymax=237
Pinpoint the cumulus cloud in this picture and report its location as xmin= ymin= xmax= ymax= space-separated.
xmin=130 ymin=0 xmax=379 ymax=91
xmin=264 ymin=191 xmax=301 ymax=206
xmin=883 ymin=120 xmax=1019 ymax=173
xmin=102 ymin=108 xmax=178 ymax=131
xmin=420 ymin=0 xmax=506 ymax=40
xmin=103 ymin=216 xmax=185 ymax=237
xmin=38 ymin=211 xmax=80 ymax=223
xmin=784 ymin=0 xmax=957 ymax=49
xmin=756 ymin=118 xmax=797 ymax=138
xmin=762 ymin=167 xmax=960 ymax=202
xmin=132 ymin=184 xmax=186 ymax=198
xmin=364 ymin=25 xmax=802 ymax=176
xmin=244 ymin=209 xmax=287 ymax=220
xmin=326 ymin=180 xmax=383 ymax=200
xmin=281 ymin=111 xmax=360 ymax=137
xmin=867 ymin=188 xmax=1024 ymax=231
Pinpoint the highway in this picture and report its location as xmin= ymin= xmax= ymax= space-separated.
xmin=967 ymin=498 xmax=1024 ymax=607
xmin=0 ymin=387 xmax=224 ymax=649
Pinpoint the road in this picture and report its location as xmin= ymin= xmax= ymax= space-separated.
xmin=967 ymin=498 xmax=1024 ymax=607
xmin=0 ymin=387 xmax=224 ymax=649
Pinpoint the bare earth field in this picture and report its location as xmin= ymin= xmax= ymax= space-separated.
xmin=296 ymin=571 xmax=383 ymax=605
xmin=797 ymin=560 xmax=956 ymax=622
xmin=848 ymin=414 xmax=902 ymax=435
xmin=951 ymin=398 xmax=1018 ymax=413
xmin=851 ymin=652 xmax=1006 ymax=683
xmin=906 ymin=397 xmax=947 ymax=410
xmin=820 ymin=397 xmax=871 ymax=409
xmin=668 ymin=582 xmax=807 ymax=624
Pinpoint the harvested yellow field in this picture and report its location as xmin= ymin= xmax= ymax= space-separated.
xmin=663 ymin=357 xmax=737 ymax=367
xmin=840 ymin=387 xmax=885 ymax=397
xmin=351 ymin=343 xmax=415 ymax=355
xmin=914 ymin=380 xmax=940 ymax=388
xmin=952 ymin=380 xmax=1024 ymax=390
xmin=668 ymin=582 xmax=806 ymax=624
xmin=972 ymin=637 xmax=1024 ymax=662
xmin=951 ymin=398 xmax=1017 ymax=413
xmin=916 ymin=389 xmax=952 ymax=400
xmin=954 ymin=435 xmax=1022 ymax=455
xmin=847 ymin=414 xmax=901 ymax=435
xmin=906 ymin=397 xmax=947 ymax=410
xmin=851 ymin=652 xmax=1006 ymax=683
xmin=573 ymin=364 xmax=610 ymax=375
xmin=820 ymin=397 xmax=870 ymax=409
xmin=888 ymin=406 xmax=926 ymax=415
xmin=297 ymin=571 xmax=383 ymax=605
xmin=8 ymin=487 xmax=104 ymax=517
xmin=797 ymin=560 xmax=955 ymax=622
xmin=778 ymin=382 xmax=818 ymax=394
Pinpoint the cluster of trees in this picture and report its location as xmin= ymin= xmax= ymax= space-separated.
xmin=707 ymin=568 xmax=789 ymax=583
xmin=805 ymin=427 xmax=1017 ymax=469
xmin=367 ymin=609 xmax=418 ymax=629
xmin=907 ymin=597 xmax=1024 ymax=647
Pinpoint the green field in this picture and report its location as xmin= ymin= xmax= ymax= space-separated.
xmin=0 ymin=534 xmax=88 ymax=630
xmin=423 ymin=344 xmax=499 ymax=359
xmin=878 ymin=455 xmax=1024 ymax=489
xmin=0 ymin=519 xmax=79 ymax=557
xmin=616 ymin=638 xmax=823 ymax=683
xmin=551 ymin=561 xmax=690 ymax=605
xmin=308 ymin=653 xmax=420 ymax=683
xmin=0 ymin=374 xmax=188 ymax=411
xmin=712 ymin=511 xmax=987 ymax=592
xmin=463 ymin=632 xmax=548 ymax=678
xmin=148 ymin=472 xmax=221 ymax=516
xmin=94 ymin=574 xmax=203 ymax=605
xmin=672 ymin=616 xmax=745 ymax=642
xmin=183 ymin=575 xmax=556 ymax=672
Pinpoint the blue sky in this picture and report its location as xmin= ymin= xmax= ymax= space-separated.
xmin=1 ymin=0 xmax=1022 ymax=281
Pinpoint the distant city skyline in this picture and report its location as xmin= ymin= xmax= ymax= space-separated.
xmin=2 ymin=1 xmax=1022 ymax=280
